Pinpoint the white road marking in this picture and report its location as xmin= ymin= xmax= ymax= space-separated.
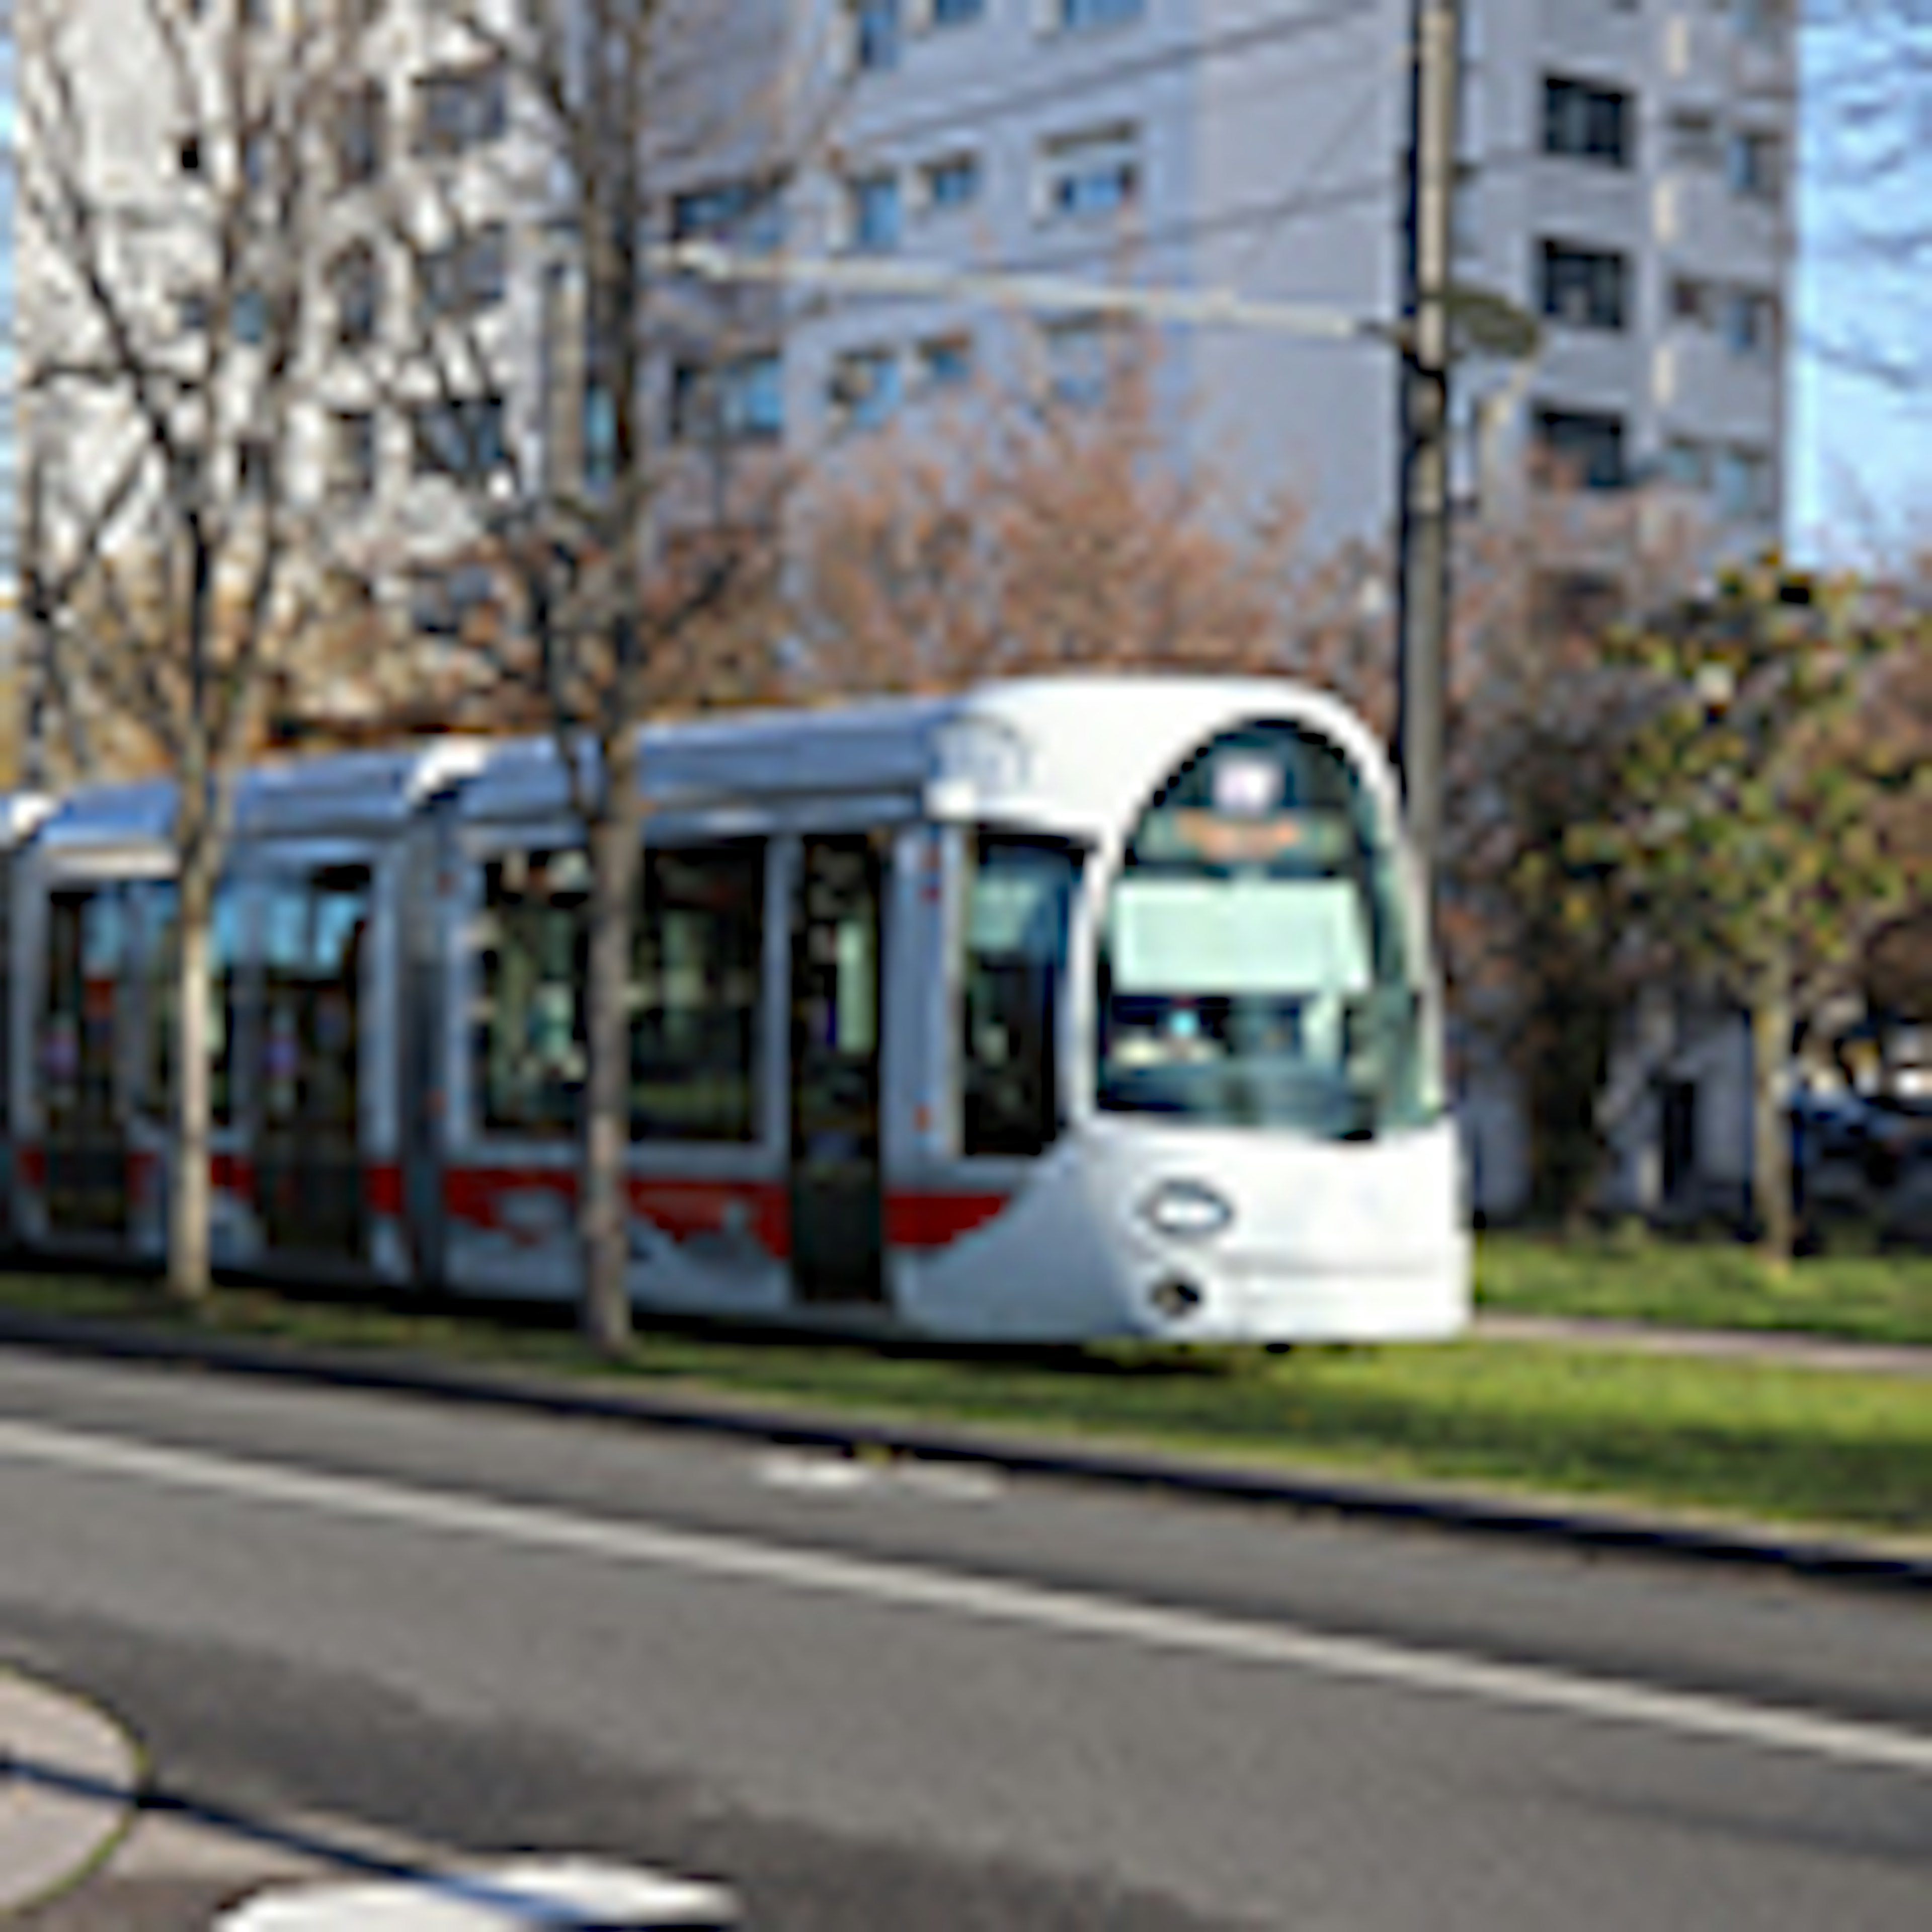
xmin=1 ymin=1414 xmax=1927 ymax=1780
xmin=752 ymin=1448 xmax=1003 ymax=1502
xmin=216 ymin=1856 xmax=736 ymax=1928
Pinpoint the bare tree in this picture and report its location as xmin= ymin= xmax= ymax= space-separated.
xmin=16 ymin=0 xmax=378 ymax=1299
xmin=789 ymin=350 xmax=1314 ymax=693
xmin=360 ymin=2 xmax=810 ymax=1351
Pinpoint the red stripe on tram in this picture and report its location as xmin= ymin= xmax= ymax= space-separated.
xmin=443 ymin=1165 xmax=1013 ymax=1258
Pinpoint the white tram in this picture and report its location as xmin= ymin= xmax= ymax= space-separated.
xmin=1 ymin=678 xmax=1469 ymax=1341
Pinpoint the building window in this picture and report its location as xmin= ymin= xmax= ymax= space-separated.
xmin=1660 ymin=438 xmax=1708 ymax=492
xmin=931 ymin=0 xmax=986 ymax=25
xmin=1734 ymin=0 xmax=1789 ymax=45
xmin=411 ymin=560 xmax=497 ymax=641
xmin=1042 ymin=316 xmax=1116 ymax=409
xmin=330 ymin=243 xmax=381 ymax=347
xmin=671 ymin=351 xmax=785 ymax=444
xmin=333 ymin=81 xmax=385 ymax=190
xmin=1041 ymin=124 xmax=1140 ymax=220
xmin=237 ymin=439 xmax=274 ymax=500
xmin=179 ymin=135 xmax=202 ymax=175
xmin=414 ymin=61 xmax=507 ymax=157
xmin=176 ymin=289 xmax=210 ymax=336
xmin=231 ymin=285 xmax=270 ymax=346
xmin=920 ymin=151 xmax=981 ymax=214
xmin=828 ymin=347 xmax=901 ymax=431
xmin=1670 ymin=273 xmax=1712 ymax=326
xmin=242 ymin=128 xmax=273 ymax=194
xmin=1533 ymin=405 xmax=1627 ymax=491
xmin=849 ymin=0 xmax=902 ymax=72
xmin=419 ymin=223 xmax=509 ymax=321
xmin=1720 ymin=288 xmax=1778 ymax=359
xmin=330 ymin=412 xmax=377 ymax=502
xmin=918 ymin=334 xmax=975 ymax=392
xmin=1542 ymin=75 xmax=1633 ymax=168
xmin=670 ymin=176 xmax=785 ymax=254
xmin=1726 ymin=128 xmax=1782 ymax=204
xmin=410 ymin=395 xmax=506 ymax=481
xmin=1539 ymin=239 xmax=1628 ymax=332
xmin=1056 ymin=0 xmax=1145 ymax=30
xmin=845 ymin=171 xmax=902 ymax=253
xmin=1667 ymin=108 xmax=1720 ymax=170
xmin=1714 ymin=446 xmax=1774 ymax=522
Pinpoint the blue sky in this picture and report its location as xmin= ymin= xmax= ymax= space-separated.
xmin=1789 ymin=12 xmax=1932 ymax=562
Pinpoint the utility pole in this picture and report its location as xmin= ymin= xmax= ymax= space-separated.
xmin=1396 ymin=0 xmax=1462 ymax=889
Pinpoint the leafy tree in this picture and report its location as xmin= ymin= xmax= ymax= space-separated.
xmin=1574 ymin=557 xmax=1930 ymax=1261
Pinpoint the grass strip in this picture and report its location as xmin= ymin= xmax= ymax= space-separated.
xmin=1476 ymin=1232 xmax=1932 ymax=1348
xmin=1 ymin=1266 xmax=1927 ymax=1545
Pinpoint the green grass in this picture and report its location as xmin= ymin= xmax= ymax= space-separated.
xmin=1476 ymin=1231 xmax=1932 ymax=1347
xmin=2 ymin=1264 xmax=1927 ymax=1545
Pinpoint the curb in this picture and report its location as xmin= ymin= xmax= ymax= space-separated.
xmin=0 ymin=1303 xmax=1927 ymax=1598
xmin=0 ymin=1665 xmax=141 ymax=1918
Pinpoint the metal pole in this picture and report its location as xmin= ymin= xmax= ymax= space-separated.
xmin=1395 ymin=0 xmax=1461 ymax=888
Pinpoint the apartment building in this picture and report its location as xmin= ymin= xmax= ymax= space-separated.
xmin=8 ymin=0 xmax=1795 ymax=680
xmin=796 ymin=0 xmax=1793 ymax=547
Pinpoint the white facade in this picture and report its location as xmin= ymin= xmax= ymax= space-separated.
xmin=10 ymin=1 xmax=1795 ymax=672
xmin=778 ymin=0 xmax=1793 ymax=548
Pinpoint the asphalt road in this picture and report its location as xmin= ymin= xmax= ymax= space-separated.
xmin=1 ymin=1347 xmax=1928 ymax=1930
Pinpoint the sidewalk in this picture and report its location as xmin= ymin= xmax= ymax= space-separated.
xmin=1473 ymin=1312 xmax=1932 ymax=1378
xmin=0 ymin=1668 xmax=138 ymax=1920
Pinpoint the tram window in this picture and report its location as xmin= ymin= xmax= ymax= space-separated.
xmin=138 ymin=882 xmax=240 ymax=1126
xmin=960 ymin=834 xmax=1080 ymax=1157
xmin=1097 ymin=722 xmax=1440 ymax=1137
xmin=41 ymin=888 xmax=131 ymax=1120
xmin=632 ymin=842 xmax=763 ymax=1143
xmin=475 ymin=848 xmax=587 ymax=1137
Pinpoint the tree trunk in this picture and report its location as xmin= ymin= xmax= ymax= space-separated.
xmin=1751 ymin=956 xmax=1794 ymax=1268
xmin=168 ymin=836 xmax=216 ymax=1304
xmin=579 ymin=761 xmax=640 ymax=1355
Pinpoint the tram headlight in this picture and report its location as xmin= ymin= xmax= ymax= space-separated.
xmin=1141 ymin=1180 xmax=1234 ymax=1241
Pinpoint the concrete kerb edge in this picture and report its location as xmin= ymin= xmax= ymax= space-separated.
xmin=0 ymin=1661 xmax=146 ymax=1919
xmin=0 ymin=1306 xmax=1927 ymax=1598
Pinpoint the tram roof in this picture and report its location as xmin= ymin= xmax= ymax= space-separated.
xmin=30 ymin=743 xmax=489 ymax=857
xmin=457 ymin=675 xmax=1390 ymax=837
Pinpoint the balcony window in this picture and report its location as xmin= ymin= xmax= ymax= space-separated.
xmin=1720 ymin=289 xmax=1778 ymax=360
xmin=850 ymin=1 xmax=901 ymax=72
xmin=1534 ymin=405 xmax=1627 ymax=491
xmin=334 ymin=82 xmax=385 ymax=191
xmin=921 ymin=152 xmax=981 ymax=215
xmin=672 ymin=352 xmax=785 ymax=444
xmin=330 ymin=411 xmax=378 ymax=502
xmin=1543 ymin=76 xmax=1633 ymax=169
xmin=846 ymin=172 xmax=902 ymax=253
xmin=1539 ymin=239 xmax=1627 ymax=333
xmin=1726 ymin=128 xmax=1782 ymax=204
xmin=1041 ymin=124 xmax=1140 ymax=221
xmin=829 ymin=348 xmax=901 ymax=432
xmin=1057 ymin=0 xmax=1145 ymax=30
xmin=411 ymin=395 xmax=506 ymax=481
xmin=671 ymin=177 xmax=785 ymax=255
xmin=330 ymin=244 xmax=381 ymax=347
xmin=415 ymin=61 xmax=507 ymax=157
xmin=918 ymin=334 xmax=975 ymax=393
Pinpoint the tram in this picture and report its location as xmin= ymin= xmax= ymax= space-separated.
xmin=1 ymin=677 xmax=1469 ymax=1341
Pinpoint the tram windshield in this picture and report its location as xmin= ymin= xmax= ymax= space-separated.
xmin=1097 ymin=721 xmax=1440 ymax=1138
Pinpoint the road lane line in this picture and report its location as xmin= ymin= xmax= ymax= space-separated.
xmin=2 ymin=1414 xmax=1927 ymax=1780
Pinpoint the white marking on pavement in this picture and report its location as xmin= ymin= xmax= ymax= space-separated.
xmin=1 ymin=1415 xmax=1927 ymax=1781
xmin=216 ymin=1856 xmax=735 ymax=1928
xmin=752 ymin=1449 xmax=1003 ymax=1502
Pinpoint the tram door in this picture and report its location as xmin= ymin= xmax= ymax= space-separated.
xmin=41 ymin=888 xmax=130 ymax=1239
xmin=255 ymin=865 xmax=371 ymax=1265
xmin=789 ymin=835 xmax=888 ymax=1307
